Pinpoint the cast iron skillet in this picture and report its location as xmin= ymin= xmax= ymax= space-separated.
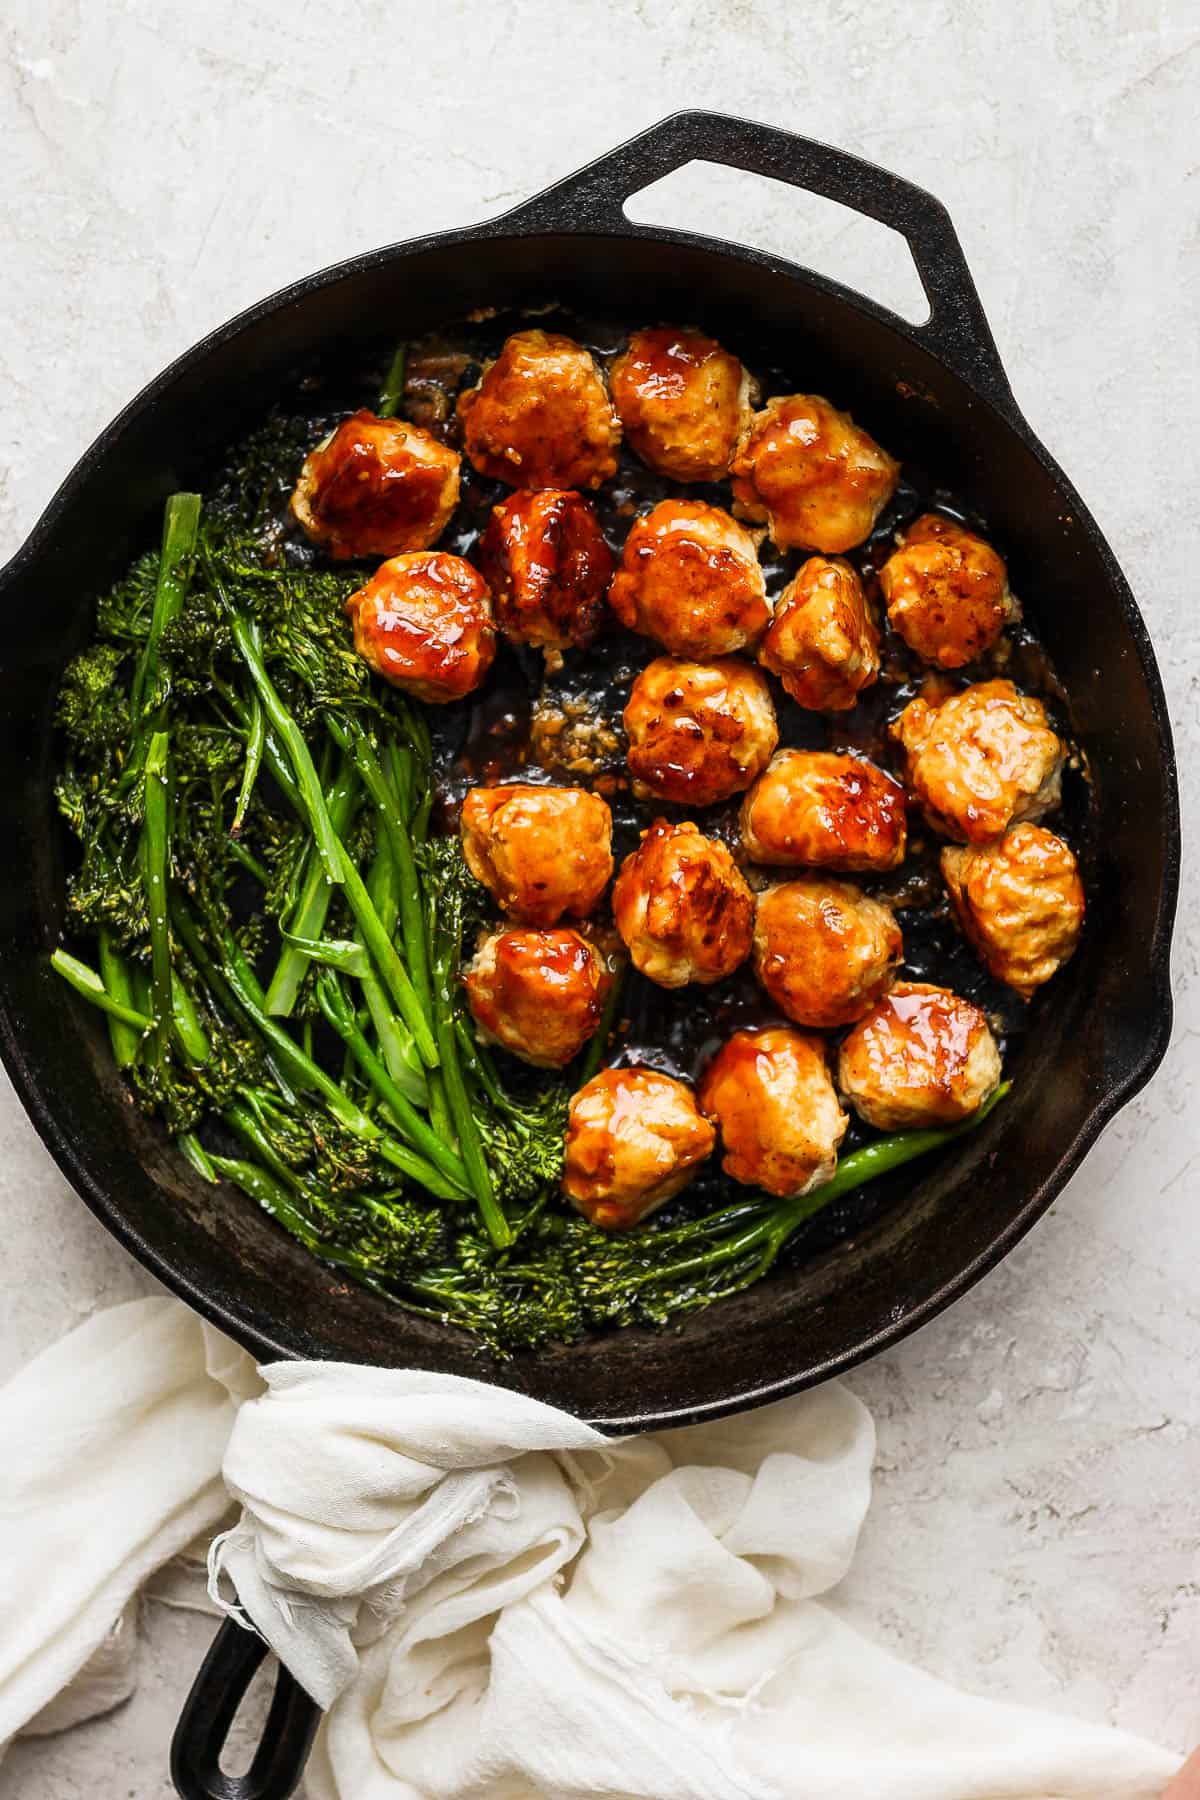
xmin=0 ymin=114 xmax=1178 ymax=1797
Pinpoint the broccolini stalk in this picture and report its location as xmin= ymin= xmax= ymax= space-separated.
xmin=264 ymin=752 xmax=359 ymax=1017
xmin=208 ymin=1153 xmax=321 ymax=1248
xmin=226 ymin=610 xmax=343 ymax=881
xmin=226 ymin=840 xmax=271 ymax=885
xmin=328 ymin=717 xmax=432 ymax=1027
xmin=171 ymin=897 xmax=461 ymax=1203
xmin=425 ymin=868 xmax=511 ymax=1249
xmin=231 ymin=694 xmax=264 ymax=836
xmin=578 ymin=956 xmax=627 ymax=1085
xmin=171 ymin=972 xmax=211 ymax=1067
xmin=282 ymin=934 xmax=371 ymax=979
xmin=218 ymin=609 xmax=437 ymax=1066
xmin=314 ymin=973 xmax=469 ymax=1193
xmin=360 ymin=837 xmax=427 ymax=1105
xmin=127 ymin=492 xmax=201 ymax=748
xmin=97 ymin=930 xmax=142 ymax=1067
xmin=378 ymin=343 xmax=407 ymax=420
xmin=141 ymin=730 xmax=174 ymax=1057
xmin=50 ymin=949 xmax=154 ymax=1033
xmin=177 ymin=1132 xmax=218 ymax=1183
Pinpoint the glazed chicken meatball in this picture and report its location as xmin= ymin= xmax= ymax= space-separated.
xmin=730 ymin=394 xmax=900 ymax=554
xmin=892 ymin=680 xmax=1065 ymax=844
xmin=624 ymin=656 xmax=778 ymax=807
xmin=838 ymin=982 xmax=1002 ymax=1131
xmin=753 ymin=878 xmax=901 ymax=1029
xmin=344 ymin=553 xmax=495 ymax=703
xmin=757 ymin=555 xmax=880 ymax=711
xmin=457 ymin=330 xmax=621 ymax=490
xmin=942 ymin=824 xmax=1085 ymax=999
xmin=292 ymin=411 xmax=460 ymax=560
xmin=613 ymin=820 xmax=754 ymax=989
xmin=562 ymin=1067 xmax=715 ymax=1230
xmin=463 ymin=928 xmax=611 ymax=1069
xmin=608 ymin=327 xmax=756 ymax=483
xmin=477 ymin=488 xmax=613 ymax=653
xmin=460 ymin=785 xmax=613 ymax=926
xmin=607 ymin=500 xmax=770 ymax=659
xmin=741 ymin=749 xmax=907 ymax=873
xmin=698 ymin=1028 xmax=847 ymax=1199
xmin=879 ymin=514 xmax=1016 ymax=669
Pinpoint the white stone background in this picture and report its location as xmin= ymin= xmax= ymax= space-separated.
xmin=2 ymin=0 xmax=1199 ymax=1792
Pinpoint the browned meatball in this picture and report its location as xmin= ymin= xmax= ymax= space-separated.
xmin=608 ymin=327 xmax=756 ymax=482
xmin=892 ymin=680 xmax=1065 ymax=844
xmin=757 ymin=556 xmax=880 ymax=711
xmin=562 ymin=1068 xmax=715 ymax=1229
xmin=613 ymin=820 xmax=754 ymax=989
xmin=753 ymin=879 xmax=901 ymax=1029
xmin=837 ymin=981 xmax=1002 ymax=1130
xmin=741 ymin=749 xmax=907 ymax=872
xmin=730 ymin=394 xmax=899 ymax=554
xmin=698 ymin=1028 xmax=847 ymax=1199
xmin=291 ymin=411 xmax=460 ymax=560
xmin=344 ymin=553 xmax=495 ymax=703
xmin=476 ymin=488 xmax=613 ymax=654
xmin=460 ymin=785 xmax=613 ymax=926
xmin=624 ymin=657 xmax=779 ymax=807
xmin=457 ymin=330 xmax=621 ymax=490
xmin=607 ymin=500 xmax=770 ymax=659
xmin=463 ymin=928 xmax=611 ymax=1068
xmin=942 ymin=824 xmax=1084 ymax=999
xmin=879 ymin=514 xmax=1016 ymax=669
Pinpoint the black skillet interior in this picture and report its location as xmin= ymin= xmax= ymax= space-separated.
xmin=0 ymin=114 xmax=1178 ymax=1435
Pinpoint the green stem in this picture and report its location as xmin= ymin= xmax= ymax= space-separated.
xmin=378 ymin=343 xmax=407 ymax=419
xmin=231 ymin=694 xmax=264 ymax=835
xmin=282 ymin=933 xmax=371 ymax=979
xmin=97 ymin=930 xmax=141 ymax=1067
xmin=578 ymin=956 xmax=627 ymax=1084
xmin=329 ymin=718 xmax=432 ymax=1027
xmin=361 ymin=837 xmax=427 ymax=1104
xmin=339 ymin=845 xmax=438 ymax=1066
xmin=216 ymin=621 xmax=437 ymax=1065
xmin=171 ymin=972 xmax=211 ymax=1066
xmin=141 ymin=730 xmax=174 ymax=1056
xmin=51 ymin=949 xmax=154 ymax=1032
xmin=222 ymin=604 xmax=342 ymax=881
xmin=429 ymin=895 xmax=510 ymax=1248
xmin=227 ymin=839 xmax=271 ymax=884
xmin=315 ymin=974 xmax=469 ymax=1193
xmin=172 ymin=896 xmax=459 ymax=1202
xmin=130 ymin=493 xmax=202 ymax=729
xmin=223 ymin=1100 xmax=304 ymax=1190
xmin=209 ymin=1154 xmax=321 ymax=1247
xmin=177 ymin=1132 xmax=219 ymax=1183
xmin=264 ymin=754 xmax=359 ymax=1017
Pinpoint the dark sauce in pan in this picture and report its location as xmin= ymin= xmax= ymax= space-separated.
xmin=260 ymin=306 xmax=1094 ymax=1258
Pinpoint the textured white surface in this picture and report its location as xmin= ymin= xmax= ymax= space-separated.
xmin=1 ymin=0 xmax=1198 ymax=1793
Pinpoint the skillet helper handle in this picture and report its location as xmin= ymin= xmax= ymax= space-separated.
xmin=170 ymin=1617 xmax=320 ymax=1800
xmin=497 ymin=109 xmax=1016 ymax=416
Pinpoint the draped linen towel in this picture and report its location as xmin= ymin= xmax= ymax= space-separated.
xmin=0 ymin=1296 xmax=1183 ymax=1798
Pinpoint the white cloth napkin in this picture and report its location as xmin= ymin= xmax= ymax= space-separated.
xmin=0 ymin=1296 xmax=1183 ymax=1798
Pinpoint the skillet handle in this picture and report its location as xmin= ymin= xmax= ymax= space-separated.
xmin=494 ymin=109 xmax=1016 ymax=416
xmin=170 ymin=1617 xmax=320 ymax=1800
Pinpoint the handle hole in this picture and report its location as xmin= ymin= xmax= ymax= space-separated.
xmin=623 ymin=160 xmax=931 ymax=327
xmin=216 ymin=1652 xmax=279 ymax=1783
